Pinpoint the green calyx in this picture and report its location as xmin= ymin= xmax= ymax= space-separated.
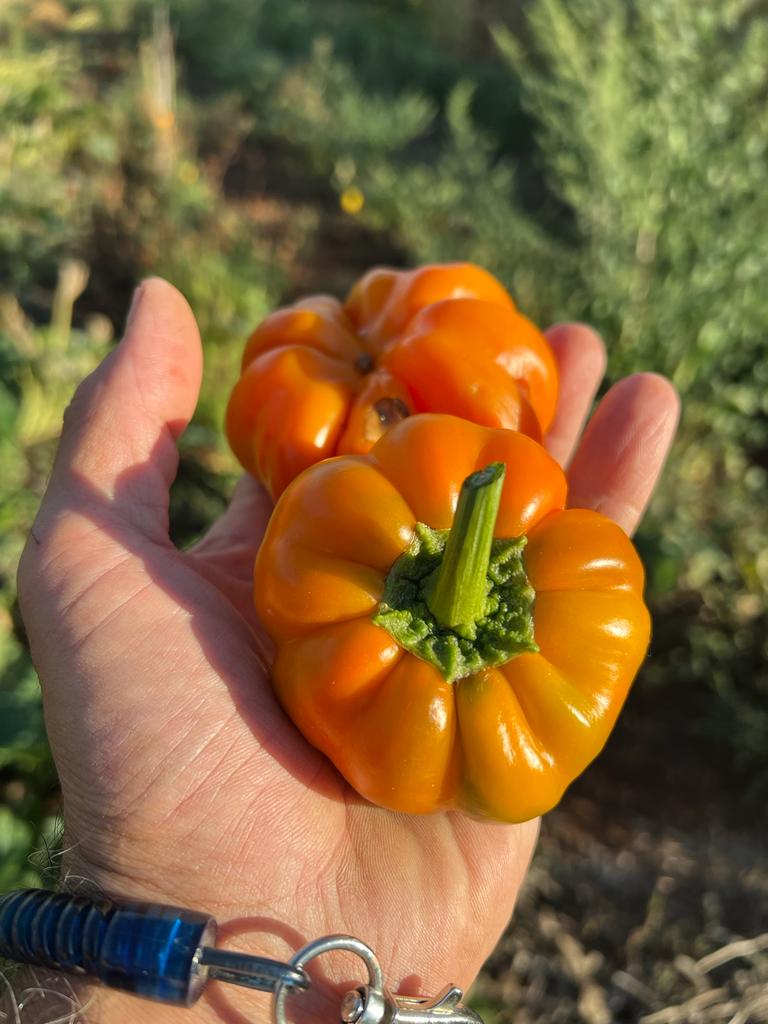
xmin=373 ymin=463 xmax=538 ymax=683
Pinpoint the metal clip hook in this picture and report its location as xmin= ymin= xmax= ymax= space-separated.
xmin=272 ymin=935 xmax=484 ymax=1024
xmin=340 ymin=982 xmax=484 ymax=1024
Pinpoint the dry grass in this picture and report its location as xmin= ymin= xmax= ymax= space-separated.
xmin=473 ymin=703 xmax=768 ymax=1024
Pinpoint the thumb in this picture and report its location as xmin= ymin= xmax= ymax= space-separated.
xmin=17 ymin=276 xmax=203 ymax=763
xmin=35 ymin=277 xmax=202 ymax=543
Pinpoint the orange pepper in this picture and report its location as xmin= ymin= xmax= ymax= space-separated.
xmin=226 ymin=263 xmax=558 ymax=497
xmin=254 ymin=415 xmax=651 ymax=822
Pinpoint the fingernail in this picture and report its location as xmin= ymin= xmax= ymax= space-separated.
xmin=124 ymin=283 xmax=146 ymax=334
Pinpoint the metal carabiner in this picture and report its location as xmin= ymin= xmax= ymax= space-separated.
xmin=273 ymin=935 xmax=383 ymax=1024
xmin=272 ymin=934 xmax=484 ymax=1024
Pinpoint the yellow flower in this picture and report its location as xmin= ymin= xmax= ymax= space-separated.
xmin=340 ymin=186 xmax=365 ymax=215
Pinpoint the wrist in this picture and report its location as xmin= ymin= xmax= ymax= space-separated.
xmin=3 ymin=974 xmax=272 ymax=1024
xmin=48 ymin=855 xmax=287 ymax=1024
xmin=84 ymin=983 xmax=273 ymax=1024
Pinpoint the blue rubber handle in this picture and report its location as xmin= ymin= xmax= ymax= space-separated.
xmin=0 ymin=888 xmax=216 ymax=1005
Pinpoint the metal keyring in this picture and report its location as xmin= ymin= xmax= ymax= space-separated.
xmin=272 ymin=935 xmax=383 ymax=1024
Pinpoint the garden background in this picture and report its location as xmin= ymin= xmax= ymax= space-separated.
xmin=1 ymin=1 xmax=767 ymax=1020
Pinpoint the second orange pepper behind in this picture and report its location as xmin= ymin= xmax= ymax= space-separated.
xmin=226 ymin=263 xmax=558 ymax=497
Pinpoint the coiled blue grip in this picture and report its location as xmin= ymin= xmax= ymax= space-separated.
xmin=0 ymin=888 xmax=216 ymax=1005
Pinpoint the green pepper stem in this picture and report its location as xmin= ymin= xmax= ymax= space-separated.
xmin=426 ymin=462 xmax=506 ymax=633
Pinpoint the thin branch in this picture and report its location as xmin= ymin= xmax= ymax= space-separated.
xmin=697 ymin=934 xmax=768 ymax=974
xmin=639 ymin=988 xmax=729 ymax=1024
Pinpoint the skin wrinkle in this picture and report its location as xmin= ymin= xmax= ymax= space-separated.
xmin=303 ymin=834 xmax=348 ymax=934
xmin=72 ymin=616 xmax=177 ymax=699
xmin=188 ymin=555 xmax=266 ymax=631
xmin=65 ymin=838 xmax=190 ymax=906
xmin=237 ymin=780 xmax=333 ymax=874
xmin=408 ymin=822 xmax=482 ymax=988
xmin=89 ymin=602 xmax=198 ymax=696
xmin=166 ymin=765 xmax=250 ymax=851
xmin=103 ymin=716 xmax=182 ymax=786
xmin=192 ymin=538 xmax=266 ymax=567
xmin=28 ymin=515 xmax=111 ymax=563
xmin=41 ymin=555 xmax=137 ymax=651
xmin=157 ymin=719 xmax=254 ymax=827
xmin=154 ymin=566 xmax=265 ymax=668
xmin=210 ymin=801 xmax=292 ymax=893
xmin=178 ymin=554 xmax=269 ymax=642
xmin=65 ymin=576 xmax=155 ymax=656
xmin=74 ymin=732 xmax=157 ymax=811
xmin=60 ymin=633 xmax=247 ymax=818
xmin=21 ymin=522 xmax=130 ymax=600
xmin=61 ymin=406 xmax=142 ymax=502
xmin=68 ymin=693 xmax=174 ymax=784
xmin=142 ymin=696 xmax=226 ymax=776
xmin=444 ymin=813 xmax=475 ymax=914
xmin=449 ymin=820 xmax=488 ymax=932
xmin=592 ymin=494 xmax=642 ymax=529
xmin=193 ymin=536 xmax=266 ymax=569
xmin=121 ymin=486 xmax=172 ymax=539
xmin=335 ymin=796 xmax=391 ymax=922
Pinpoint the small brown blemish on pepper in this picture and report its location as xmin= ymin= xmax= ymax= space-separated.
xmin=374 ymin=397 xmax=410 ymax=426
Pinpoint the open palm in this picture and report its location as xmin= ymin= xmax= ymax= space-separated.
xmin=17 ymin=280 xmax=678 ymax=1024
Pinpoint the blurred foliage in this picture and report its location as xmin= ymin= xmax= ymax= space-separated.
xmin=0 ymin=0 xmax=297 ymax=882
xmin=0 ymin=0 xmax=766 ymax=888
xmin=0 ymin=258 xmax=103 ymax=885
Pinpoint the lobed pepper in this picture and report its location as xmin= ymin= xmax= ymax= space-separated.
xmin=226 ymin=263 xmax=558 ymax=497
xmin=254 ymin=415 xmax=651 ymax=823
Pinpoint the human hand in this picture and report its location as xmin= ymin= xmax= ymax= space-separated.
xmin=17 ymin=280 xmax=679 ymax=1023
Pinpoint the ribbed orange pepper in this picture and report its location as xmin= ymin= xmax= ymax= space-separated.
xmin=254 ymin=415 xmax=651 ymax=822
xmin=227 ymin=263 xmax=558 ymax=497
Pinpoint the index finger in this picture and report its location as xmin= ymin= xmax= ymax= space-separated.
xmin=544 ymin=323 xmax=606 ymax=467
xmin=567 ymin=373 xmax=680 ymax=535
